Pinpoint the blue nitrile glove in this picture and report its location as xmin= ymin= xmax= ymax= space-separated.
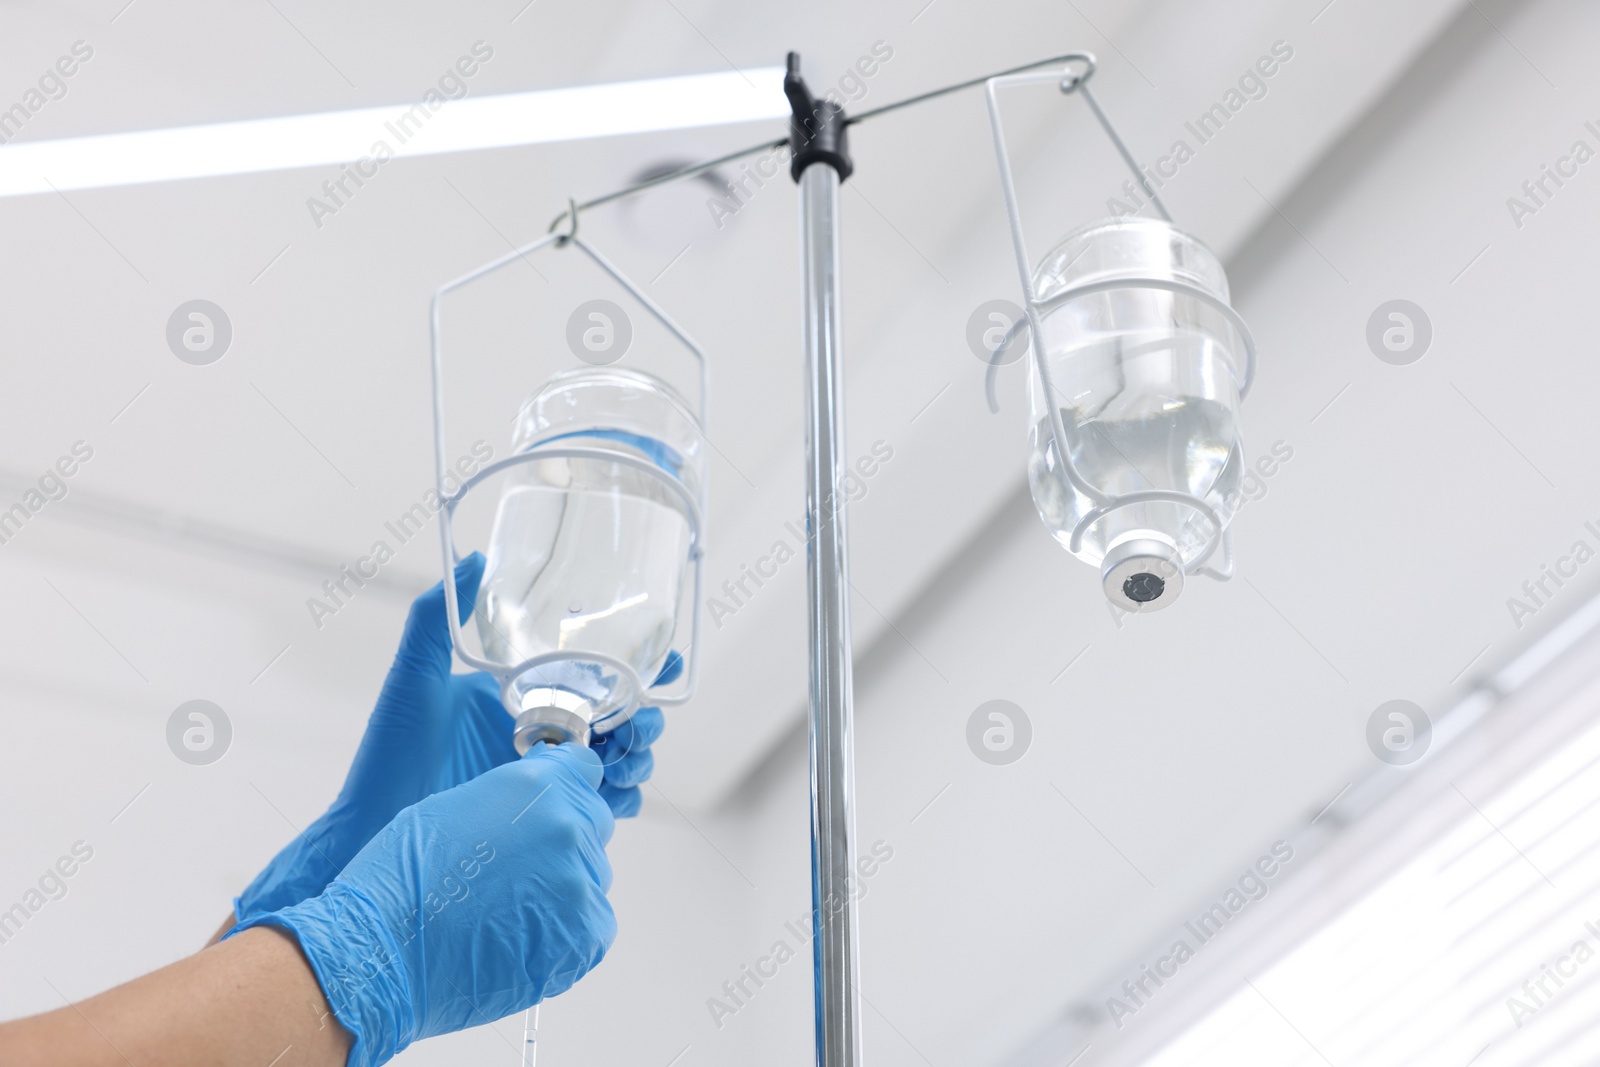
xmin=592 ymin=650 xmax=681 ymax=818
xmin=230 ymin=743 xmax=617 ymax=1067
xmin=235 ymin=555 xmax=678 ymax=920
xmin=235 ymin=553 xmax=515 ymax=921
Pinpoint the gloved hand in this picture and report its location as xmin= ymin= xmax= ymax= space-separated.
xmin=236 ymin=553 xmax=676 ymax=921
xmin=592 ymin=649 xmax=680 ymax=818
xmin=230 ymin=744 xmax=617 ymax=1067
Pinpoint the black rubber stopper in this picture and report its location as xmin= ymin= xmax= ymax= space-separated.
xmin=1123 ymin=572 xmax=1166 ymax=603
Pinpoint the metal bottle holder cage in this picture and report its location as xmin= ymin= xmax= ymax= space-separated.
xmin=427 ymin=213 xmax=709 ymax=740
xmin=982 ymin=55 xmax=1258 ymax=583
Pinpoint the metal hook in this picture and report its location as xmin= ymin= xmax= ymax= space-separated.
xmin=548 ymin=197 xmax=580 ymax=246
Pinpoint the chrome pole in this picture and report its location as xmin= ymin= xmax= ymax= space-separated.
xmin=798 ymin=151 xmax=863 ymax=1067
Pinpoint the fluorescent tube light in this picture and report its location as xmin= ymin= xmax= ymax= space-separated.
xmin=0 ymin=66 xmax=787 ymax=198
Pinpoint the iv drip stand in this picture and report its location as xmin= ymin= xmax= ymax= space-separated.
xmin=509 ymin=47 xmax=1195 ymax=1067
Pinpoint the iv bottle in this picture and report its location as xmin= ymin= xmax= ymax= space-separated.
xmin=475 ymin=367 xmax=703 ymax=749
xmin=1025 ymin=217 xmax=1245 ymax=610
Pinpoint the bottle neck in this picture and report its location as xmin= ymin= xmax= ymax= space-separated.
xmin=512 ymin=688 xmax=594 ymax=751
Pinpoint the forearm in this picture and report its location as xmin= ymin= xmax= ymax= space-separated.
xmin=0 ymin=927 xmax=351 ymax=1067
xmin=207 ymin=910 xmax=237 ymax=947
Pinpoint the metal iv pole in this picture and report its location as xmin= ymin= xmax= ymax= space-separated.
xmin=785 ymin=53 xmax=864 ymax=1067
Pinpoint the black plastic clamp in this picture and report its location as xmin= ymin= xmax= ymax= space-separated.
xmin=784 ymin=51 xmax=853 ymax=183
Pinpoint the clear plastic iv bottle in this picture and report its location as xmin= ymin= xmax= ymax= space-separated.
xmin=475 ymin=367 xmax=703 ymax=749
xmin=1025 ymin=217 xmax=1246 ymax=609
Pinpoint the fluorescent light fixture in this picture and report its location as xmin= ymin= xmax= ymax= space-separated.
xmin=0 ymin=66 xmax=787 ymax=199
